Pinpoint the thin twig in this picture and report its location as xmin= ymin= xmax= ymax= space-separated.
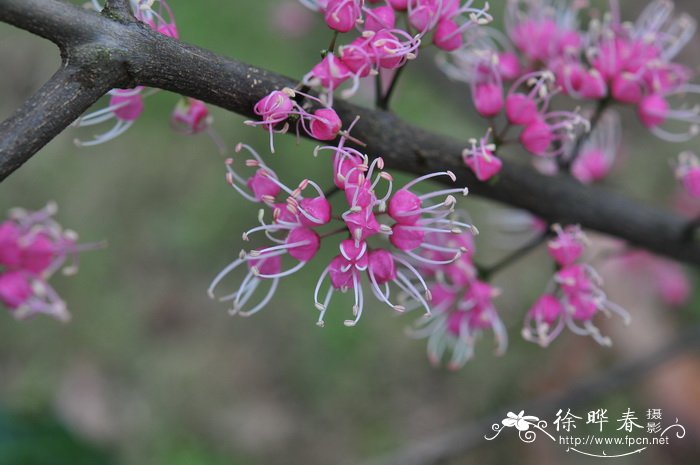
xmin=560 ymin=97 xmax=611 ymax=171
xmin=479 ymin=232 xmax=549 ymax=280
xmin=0 ymin=64 xmax=123 ymax=179
xmin=377 ymin=64 xmax=407 ymax=111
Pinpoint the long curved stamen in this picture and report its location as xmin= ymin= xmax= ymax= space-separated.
xmin=316 ymin=287 xmax=334 ymax=327
xmin=237 ymin=279 xmax=280 ymax=317
xmin=253 ymin=259 xmax=306 ymax=279
xmin=208 ymin=258 xmax=244 ymax=297
xmin=75 ymin=120 xmax=133 ymax=146
xmin=402 ymin=171 xmax=456 ymax=191
xmin=314 ymin=265 xmax=332 ymax=310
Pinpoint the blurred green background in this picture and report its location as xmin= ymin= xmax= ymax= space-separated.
xmin=1 ymin=1 xmax=700 ymax=464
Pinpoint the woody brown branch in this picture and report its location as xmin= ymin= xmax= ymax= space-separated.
xmin=1 ymin=0 xmax=700 ymax=265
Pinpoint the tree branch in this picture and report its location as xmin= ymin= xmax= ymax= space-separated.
xmin=104 ymin=0 xmax=133 ymax=17
xmin=0 ymin=62 xmax=123 ymax=178
xmin=1 ymin=0 xmax=700 ymax=266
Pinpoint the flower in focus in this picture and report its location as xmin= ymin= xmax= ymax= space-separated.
xmin=209 ymin=124 xmax=476 ymax=329
xmin=522 ymin=224 xmax=629 ymax=347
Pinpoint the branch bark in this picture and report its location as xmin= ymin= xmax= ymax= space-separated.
xmin=0 ymin=63 xmax=125 ymax=178
xmin=1 ymin=0 xmax=700 ymax=265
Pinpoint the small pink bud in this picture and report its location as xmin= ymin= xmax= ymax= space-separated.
xmin=286 ymin=227 xmax=321 ymax=262
xmin=345 ymin=179 xmax=377 ymax=209
xmin=324 ymin=0 xmax=361 ymax=32
xmin=430 ymin=284 xmax=456 ymax=309
xmin=247 ymin=254 xmax=282 ymax=276
xmin=333 ymin=153 xmax=363 ymax=189
xmin=579 ymin=70 xmax=607 ymax=100
xmin=408 ymin=3 xmax=438 ymax=32
xmin=505 ymin=93 xmax=538 ymax=126
xmin=340 ymin=38 xmax=373 ymax=77
xmin=611 ymin=74 xmax=642 ymax=104
xmin=556 ymin=264 xmax=594 ymax=297
xmin=569 ymin=293 xmax=598 ymax=321
xmin=0 ymin=222 xmax=21 ymax=267
xmin=387 ymin=189 xmax=422 ymax=225
xmin=498 ymin=52 xmax=521 ymax=81
xmin=389 ymin=224 xmax=425 ymax=251
xmin=171 ymin=98 xmax=210 ymax=134
xmin=638 ymin=94 xmax=668 ymax=128
xmin=20 ymin=233 xmax=55 ymax=274
xmin=344 ymin=209 xmax=381 ymax=241
xmin=109 ymin=90 xmax=144 ymax=122
xmin=368 ymin=249 xmax=396 ymax=284
xmin=364 ymin=6 xmax=396 ymax=32
xmin=309 ymin=55 xmax=352 ymax=89
xmin=254 ymin=91 xmax=294 ymax=126
xmin=387 ymin=0 xmax=408 ymax=11
xmin=299 ymin=197 xmax=333 ymax=226
xmin=247 ymin=170 xmax=282 ymax=201
xmin=0 ymin=271 xmax=32 ymax=309
xmin=329 ymin=255 xmax=354 ymax=289
xmin=547 ymin=225 xmax=585 ymax=266
xmin=465 ymin=152 xmax=502 ymax=181
xmin=434 ymin=19 xmax=463 ymax=52
xmin=571 ymin=150 xmax=610 ymax=184
xmin=340 ymin=239 xmax=368 ymax=266
xmin=528 ymin=294 xmax=563 ymax=325
xmin=656 ymin=263 xmax=691 ymax=307
xmin=520 ymin=120 xmax=553 ymax=156
xmin=310 ymin=108 xmax=342 ymax=141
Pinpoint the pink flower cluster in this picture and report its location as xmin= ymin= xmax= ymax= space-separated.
xmin=437 ymin=0 xmax=700 ymax=183
xmin=409 ymin=230 xmax=509 ymax=370
xmin=505 ymin=0 xmax=699 ymax=141
xmin=608 ymin=250 xmax=691 ymax=308
xmin=246 ymin=88 xmax=344 ymax=152
xmin=0 ymin=204 xmax=98 ymax=321
xmin=296 ymin=1 xmax=492 ymax=103
xmin=208 ymin=125 xmax=475 ymax=331
xmin=209 ymin=0 xmax=695 ymax=368
xmin=74 ymin=1 xmax=218 ymax=148
xmin=522 ymin=225 xmax=629 ymax=348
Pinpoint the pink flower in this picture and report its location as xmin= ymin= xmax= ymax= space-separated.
xmin=324 ymin=0 xmax=362 ymax=32
xmin=520 ymin=111 xmax=589 ymax=158
xmin=309 ymin=108 xmax=342 ymax=140
xmin=462 ymin=130 xmax=502 ymax=181
xmin=247 ymin=88 xmax=350 ymax=150
xmin=74 ymin=87 xmax=148 ymax=146
xmin=171 ymin=97 xmax=211 ymax=135
xmin=505 ymin=71 xmax=555 ymax=126
xmin=213 ymin=128 xmax=476 ymax=326
xmin=132 ymin=0 xmax=179 ymax=38
xmin=547 ymin=224 xmax=587 ymax=267
xmin=522 ymin=294 xmax=564 ymax=347
xmin=364 ymin=5 xmax=396 ymax=32
xmin=569 ymin=110 xmax=620 ymax=184
xmin=413 ymin=279 xmax=507 ymax=370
